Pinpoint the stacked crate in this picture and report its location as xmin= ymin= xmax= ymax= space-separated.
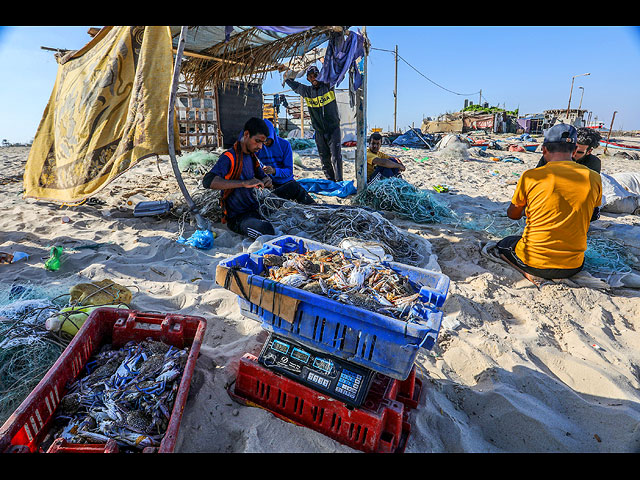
xmin=217 ymin=235 xmax=449 ymax=452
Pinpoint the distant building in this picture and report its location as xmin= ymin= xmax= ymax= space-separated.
xmin=542 ymin=108 xmax=588 ymax=129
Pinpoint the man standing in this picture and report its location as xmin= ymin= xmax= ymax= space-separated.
xmin=495 ymin=124 xmax=602 ymax=284
xmin=284 ymin=65 xmax=343 ymax=182
xmin=257 ymin=119 xmax=315 ymax=205
xmin=203 ymin=117 xmax=275 ymax=239
xmin=366 ymin=132 xmax=406 ymax=182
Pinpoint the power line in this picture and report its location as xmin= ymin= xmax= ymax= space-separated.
xmin=371 ymin=46 xmax=481 ymax=97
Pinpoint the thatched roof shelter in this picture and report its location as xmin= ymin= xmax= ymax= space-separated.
xmin=168 ymin=26 xmax=346 ymax=92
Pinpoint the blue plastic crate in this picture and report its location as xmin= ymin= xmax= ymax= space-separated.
xmin=218 ymin=236 xmax=449 ymax=380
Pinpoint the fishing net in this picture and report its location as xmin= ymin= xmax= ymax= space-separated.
xmin=176 ymin=149 xmax=220 ymax=174
xmin=256 ymin=189 xmax=429 ymax=267
xmin=584 ymin=237 xmax=637 ymax=275
xmin=352 ymin=177 xmax=456 ymax=224
xmin=0 ymin=283 xmax=70 ymax=424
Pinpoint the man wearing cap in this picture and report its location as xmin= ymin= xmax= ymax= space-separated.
xmin=284 ymin=65 xmax=343 ymax=182
xmin=535 ymin=126 xmax=602 ymax=174
xmin=495 ymin=124 xmax=602 ymax=284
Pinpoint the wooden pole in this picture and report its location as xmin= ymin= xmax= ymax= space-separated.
xmin=355 ymin=27 xmax=368 ymax=193
xmin=394 ymin=45 xmax=398 ymax=133
xmin=300 ymin=96 xmax=305 ymax=137
xmin=604 ymin=110 xmax=617 ymax=155
xmin=168 ymin=26 xmax=208 ymax=231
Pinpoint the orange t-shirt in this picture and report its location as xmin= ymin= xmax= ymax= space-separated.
xmin=511 ymin=161 xmax=602 ymax=270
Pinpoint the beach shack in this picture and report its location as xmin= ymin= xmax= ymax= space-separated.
xmin=23 ymin=26 xmax=370 ymax=226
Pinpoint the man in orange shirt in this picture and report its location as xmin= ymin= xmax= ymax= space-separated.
xmin=496 ymin=124 xmax=602 ymax=284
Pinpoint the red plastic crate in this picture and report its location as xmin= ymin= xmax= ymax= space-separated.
xmin=46 ymin=438 xmax=120 ymax=453
xmin=0 ymin=307 xmax=207 ymax=454
xmin=228 ymin=353 xmax=422 ymax=453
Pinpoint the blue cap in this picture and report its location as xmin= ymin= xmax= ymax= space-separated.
xmin=544 ymin=123 xmax=577 ymax=144
xmin=307 ymin=65 xmax=319 ymax=75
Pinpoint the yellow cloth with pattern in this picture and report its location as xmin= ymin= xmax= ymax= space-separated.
xmin=24 ymin=26 xmax=177 ymax=204
xmin=512 ymin=161 xmax=602 ymax=270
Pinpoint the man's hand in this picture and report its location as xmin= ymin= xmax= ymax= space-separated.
xmin=507 ymin=202 xmax=525 ymax=220
xmin=262 ymin=176 xmax=273 ymax=189
xmin=244 ymin=178 xmax=265 ymax=189
xmin=262 ymin=165 xmax=276 ymax=175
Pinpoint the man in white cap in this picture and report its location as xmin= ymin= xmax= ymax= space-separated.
xmin=495 ymin=124 xmax=602 ymax=284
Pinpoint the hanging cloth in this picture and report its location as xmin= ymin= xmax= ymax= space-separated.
xmin=317 ymin=30 xmax=365 ymax=90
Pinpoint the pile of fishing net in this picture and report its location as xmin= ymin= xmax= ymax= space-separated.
xmin=256 ymin=189 xmax=432 ymax=267
xmin=176 ymin=149 xmax=221 ymax=175
xmin=352 ymin=177 xmax=456 ymax=224
xmin=0 ymin=283 xmax=69 ymax=424
xmin=584 ymin=236 xmax=638 ymax=276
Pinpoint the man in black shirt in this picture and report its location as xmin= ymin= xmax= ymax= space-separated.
xmin=536 ymin=126 xmax=602 ymax=173
xmin=284 ymin=65 xmax=343 ymax=182
xmin=535 ymin=126 xmax=602 ymax=221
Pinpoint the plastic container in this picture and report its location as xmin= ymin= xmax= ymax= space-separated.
xmin=133 ymin=200 xmax=173 ymax=217
xmin=0 ymin=307 xmax=207 ymax=454
xmin=217 ymin=235 xmax=449 ymax=380
xmin=229 ymin=353 xmax=422 ymax=453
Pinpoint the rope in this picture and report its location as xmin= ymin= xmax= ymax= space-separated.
xmin=256 ymin=189 xmax=427 ymax=266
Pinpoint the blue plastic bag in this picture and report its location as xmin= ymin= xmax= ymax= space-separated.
xmin=177 ymin=229 xmax=214 ymax=250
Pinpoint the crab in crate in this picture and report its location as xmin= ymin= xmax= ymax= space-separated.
xmin=260 ymin=248 xmax=427 ymax=321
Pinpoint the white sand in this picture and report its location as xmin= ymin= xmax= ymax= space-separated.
xmin=1 ymin=137 xmax=639 ymax=453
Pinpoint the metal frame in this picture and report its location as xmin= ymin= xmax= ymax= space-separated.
xmin=167 ymin=26 xmax=208 ymax=231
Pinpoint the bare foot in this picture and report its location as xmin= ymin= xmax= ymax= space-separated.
xmin=499 ymin=253 xmax=544 ymax=288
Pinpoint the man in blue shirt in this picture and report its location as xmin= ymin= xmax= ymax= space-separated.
xmin=258 ymin=119 xmax=315 ymax=205
xmin=203 ymin=118 xmax=275 ymax=239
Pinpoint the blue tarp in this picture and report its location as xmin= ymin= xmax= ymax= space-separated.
xmin=297 ymin=178 xmax=357 ymax=198
xmin=391 ymin=129 xmax=436 ymax=148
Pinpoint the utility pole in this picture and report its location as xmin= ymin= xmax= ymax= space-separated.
xmin=479 ymin=89 xmax=482 ymax=106
xmin=393 ymin=45 xmax=398 ymax=133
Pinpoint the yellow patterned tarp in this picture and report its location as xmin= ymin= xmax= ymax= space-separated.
xmin=24 ymin=26 xmax=178 ymax=204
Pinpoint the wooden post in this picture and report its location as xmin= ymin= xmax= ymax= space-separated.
xmin=355 ymin=27 xmax=368 ymax=193
xmin=300 ymin=96 xmax=305 ymax=137
xmin=604 ymin=110 xmax=617 ymax=155
xmin=167 ymin=26 xmax=208 ymax=231
xmin=393 ymin=44 xmax=398 ymax=133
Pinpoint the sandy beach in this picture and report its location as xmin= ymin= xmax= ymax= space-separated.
xmin=2 ymin=136 xmax=640 ymax=453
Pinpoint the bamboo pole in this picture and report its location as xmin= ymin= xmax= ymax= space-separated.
xmin=168 ymin=26 xmax=209 ymax=231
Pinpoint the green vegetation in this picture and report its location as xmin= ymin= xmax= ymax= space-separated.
xmin=463 ymin=104 xmax=519 ymax=116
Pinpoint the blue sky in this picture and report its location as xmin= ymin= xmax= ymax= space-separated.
xmin=1 ymin=26 xmax=639 ymax=143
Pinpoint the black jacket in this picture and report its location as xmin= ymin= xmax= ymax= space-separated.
xmin=285 ymin=79 xmax=340 ymax=134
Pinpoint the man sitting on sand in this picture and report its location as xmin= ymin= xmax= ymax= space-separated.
xmin=535 ymin=126 xmax=602 ymax=173
xmin=495 ymin=124 xmax=602 ymax=285
xmin=257 ymin=119 xmax=315 ymax=205
xmin=203 ymin=117 xmax=275 ymax=240
xmin=367 ymin=132 xmax=406 ymax=183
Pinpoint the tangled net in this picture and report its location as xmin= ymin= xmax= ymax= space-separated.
xmin=256 ymin=189 xmax=428 ymax=266
xmin=584 ymin=237 xmax=636 ymax=275
xmin=352 ymin=177 xmax=455 ymax=224
xmin=0 ymin=284 xmax=69 ymax=424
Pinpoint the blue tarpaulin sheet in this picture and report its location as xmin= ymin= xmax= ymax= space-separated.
xmin=297 ymin=178 xmax=357 ymax=198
